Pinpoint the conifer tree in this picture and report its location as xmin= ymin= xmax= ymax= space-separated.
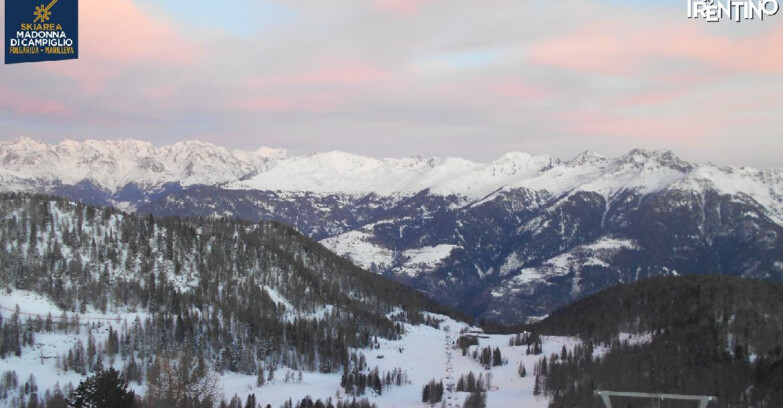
xmin=66 ymin=368 xmax=135 ymax=408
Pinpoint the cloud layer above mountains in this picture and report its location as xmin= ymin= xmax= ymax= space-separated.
xmin=0 ymin=0 xmax=781 ymax=167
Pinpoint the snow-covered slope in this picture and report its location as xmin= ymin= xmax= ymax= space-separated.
xmin=0 ymin=296 xmax=571 ymax=408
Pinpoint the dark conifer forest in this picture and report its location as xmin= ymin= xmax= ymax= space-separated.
xmin=0 ymin=193 xmax=463 ymax=407
xmin=2 ymin=193 xmax=783 ymax=408
xmin=528 ymin=275 xmax=783 ymax=408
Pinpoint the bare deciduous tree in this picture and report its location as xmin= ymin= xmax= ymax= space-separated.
xmin=145 ymin=348 xmax=220 ymax=408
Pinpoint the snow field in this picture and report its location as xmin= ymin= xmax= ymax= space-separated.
xmin=0 ymin=291 xmax=580 ymax=408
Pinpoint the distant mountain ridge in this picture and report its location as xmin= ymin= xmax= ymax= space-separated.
xmin=0 ymin=138 xmax=285 ymax=206
xmin=4 ymin=138 xmax=781 ymax=212
xmin=2 ymin=137 xmax=783 ymax=324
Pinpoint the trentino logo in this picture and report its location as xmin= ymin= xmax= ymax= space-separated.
xmin=5 ymin=0 xmax=78 ymax=64
xmin=687 ymin=0 xmax=779 ymax=22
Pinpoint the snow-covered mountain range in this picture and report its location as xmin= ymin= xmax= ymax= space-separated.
xmin=0 ymin=138 xmax=284 ymax=202
xmin=4 ymin=138 xmax=782 ymax=217
xmin=2 ymin=137 xmax=783 ymax=323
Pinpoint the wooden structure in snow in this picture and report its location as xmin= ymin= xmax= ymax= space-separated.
xmin=595 ymin=390 xmax=716 ymax=408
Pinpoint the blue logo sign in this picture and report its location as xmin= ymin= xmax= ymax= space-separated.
xmin=5 ymin=0 xmax=78 ymax=64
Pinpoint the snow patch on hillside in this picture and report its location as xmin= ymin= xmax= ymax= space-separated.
xmin=397 ymin=245 xmax=459 ymax=277
xmin=494 ymin=237 xmax=638 ymax=297
xmin=619 ymin=332 xmax=654 ymax=346
xmin=321 ymin=231 xmax=458 ymax=277
xmin=263 ymin=286 xmax=294 ymax=311
xmin=320 ymin=230 xmax=393 ymax=271
xmin=0 ymin=290 xmax=64 ymax=316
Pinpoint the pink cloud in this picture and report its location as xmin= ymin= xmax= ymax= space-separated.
xmin=550 ymin=106 xmax=753 ymax=142
xmin=553 ymin=111 xmax=697 ymax=141
xmin=235 ymin=93 xmax=340 ymax=113
xmin=621 ymin=88 xmax=689 ymax=107
xmin=489 ymin=80 xmax=546 ymax=100
xmin=0 ymin=86 xmax=72 ymax=117
xmin=423 ymin=78 xmax=548 ymax=110
xmin=249 ymin=63 xmax=393 ymax=89
xmin=528 ymin=23 xmax=783 ymax=76
xmin=376 ymin=0 xmax=429 ymax=15
xmin=528 ymin=32 xmax=631 ymax=75
xmin=669 ymin=27 xmax=783 ymax=74
xmin=82 ymin=0 xmax=194 ymax=65
xmin=144 ymin=85 xmax=179 ymax=99
xmin=36 ymin=0 xmax=197 ymax=93
xmin=652 ymin=69 xmax=728 ymax=88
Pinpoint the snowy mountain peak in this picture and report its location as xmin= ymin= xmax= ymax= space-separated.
xmin=256 ymin=146 xmax=288 ymax=159
xmin=305 ymin=151 xmax=385 ymax=170
xmin=496 ymin=151 xmax=553 ymax=165
xmin=1 ymin=137 xmax=50 ymax=154
xmin=618 ymin=148 xmax=692 ymax=172
xmin=483 ymin=152 xmax=556 ymax=177
xmin=567 ymin=151 xmax=607 ymax=167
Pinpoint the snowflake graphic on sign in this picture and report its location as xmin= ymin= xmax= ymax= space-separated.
xmin=33 ymin=0 xmax=59 ymax=22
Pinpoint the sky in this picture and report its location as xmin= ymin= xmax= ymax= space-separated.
xmin=1 ymin=0 xmax=782 ymax=167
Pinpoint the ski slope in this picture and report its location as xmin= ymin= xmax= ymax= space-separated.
xmin=0 ymin=290 xmax=576 ymax=408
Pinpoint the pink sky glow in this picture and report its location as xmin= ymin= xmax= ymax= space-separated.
xmin=0 ymin=0 xmax=781 ymax=167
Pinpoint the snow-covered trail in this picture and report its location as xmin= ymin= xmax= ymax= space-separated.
xmin=444 ymin=326 xmax=458 ymax=408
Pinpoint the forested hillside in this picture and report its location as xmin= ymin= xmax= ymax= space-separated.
xmin=4 ymin=139 xmax=783 ymax=324
xmin=0 ymin=193 xmax=460 ymax=407
xmin=528 ymin=276 xmax=783 ymax=408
